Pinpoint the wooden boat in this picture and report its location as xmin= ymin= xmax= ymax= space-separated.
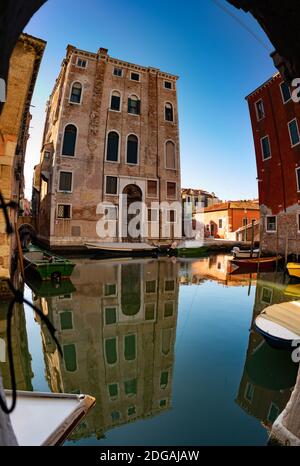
xmin=85 ymin=241 xmax=158 ymax=257
xmin=231 ymin=246 xmax=259 ymax=259
xmin=284 ymin=283 xmax=300 ymax=298
xmin=5 ymin=390 xmax=95 ymax=446
xmin=25 ymin=274 xmax=76 ymax=297
xmin=254 ymin=300 xmax=300 ymax=349
xmin=24 ymin=249 xmax=76 ymax=280
xmin=230 ymin=256 xmax=282 ymax=273
xmin=286 ymin=262 xmax=300 ymax=279
xmin=177 ymin=246 xmax=209 ymax=258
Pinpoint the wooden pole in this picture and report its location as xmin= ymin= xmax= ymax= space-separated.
xmin=250 ymin=220 xmax=255 ymax=258
xmin=285 ymin=233 xmax=289 ymax=266
xmin=276 ymin=221 xmax=279 ymax=271
xmin=15 ymin=222 xmax=24 ymax=280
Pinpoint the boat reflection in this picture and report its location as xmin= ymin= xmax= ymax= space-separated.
xmin=236 ymin=271 xmax=300 ymax=438
xmin=33 ymin=258 xmax=179 ymax=441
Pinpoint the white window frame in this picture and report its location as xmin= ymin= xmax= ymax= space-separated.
xmin=58 ymin=170 xmax=73 ymax=193
xmin=59 ymin=310 xmax=74 ymax=331
xmin=145 ymin=279 xmax=157 ymax=294
xmin=109 ymin=89 xmax=122 ymax=113
xmin=105 ymin=175 xmax=119 ymax=196
xmin=260 ymin=135 xmax=271 ymax=161
xmin=165 ymin=139 xmax=176 ymax=170
xmin=296 ymin=167 xmax=300 ymax=192
xmin=265 ymin=215 xmax=277 ymax=233
xmin=61 ymin=122 xmax=78 ymax=158
xmin=107 ymin=382 xmax=119 ymax=401
xmin=103 ymin=282 xmax=117 ymax=297
xmin=297 ymin=213 xmax=300 ymax=233
xmin=125 ymin=133 xmax=139 ymax=165
xmin=56 ymin=203 xmax=72 ymax=219
xmin=166 ymin=181 xmax=177 ymax=200
xmin=76 ymin=57 xmax=88 ymax=69
xmin=105 ymin=129 xmax=120 ymax=163
xmin=254 ymin=98 xmax=265 ymax=121
xmin=166 ymin=209 xmax=177 ymax=224
xmin=280 ymin=81 xmax=292 ymax=104
xmin=128 ymin=93 xmax=140 ymax=117
xmin=123 ymin=333 xmax=137 ymax=362
xmin=63 ymin=343 xmax=78 ymax=373
xmin=164 ymin=80 xmax=173 ymax=90
xmin=164 ymin=101 xmax=174 ymax=123
xmin=113 ymin=67 xmax=123 ymax=78
xmin=69 ymin=81 xmax=83 ymax=105
xmin=130 ymin=71 xmax=140 ymax=82
xmin=146 ymin=179 xmax=158 ymax=198
xmin=104 ymin=336 xmax=119 ymax=366
xmin=261 ymin=286 xmax=273 ymax=305
xmin=104 ymin=306 xmax=118 ymax=326
xmin=288 ymin=118 xmax=300 ymax=148
xmin=147 ymin=208 xmax=159 ymax=223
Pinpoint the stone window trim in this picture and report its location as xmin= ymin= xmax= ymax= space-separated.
xmin=113 ymin=67 xmax=123 ymax=78
xmin=103 ymin=282 xmax=118 ymax=297
xmin=254 ymin=98 xmax=265 ymax=121
xmin=288 ymin=118 xmax=300 ymax=148
xmin=280 ymin=81 xmax=292 ymax=104
xmin=130 ymin=71 xmax=140 ymax=82
xmin=104 ymin=306 xmax=118 ymax=326
xmin=76 ymin=57 xmax=88 ymax=69
xmin=63 ymin=343 xmax=78 ymax=372
xmin=144 ymin=302 xmax=157 ymax=321
xmin=125 ymin=133 xmax=139 ymax=165
xmin=164 ymin=80 xmax=173 ymax=90
xmin=166 ymin=209 xmax=177 ymax=224
xmin=166 ymin=181 xmax=177 ymax=200
xmin=69 ymin=81 xmax=83 ymax=105
xmin=260 ymin=135 xmax=272 ymax=161
xmin=261 ymin=286 xmax=273 ymax=305
xmin=58 ymin=170 xmax=73 ymax=193
xmin=128 ymin=94 xmax=141 ymax=116
xmin=107 ymin=383 xmax=119 ymax=401
xmin=146 ymin=179 xmax=159 ymax=198
xmin=164 ymin=139 xmax=177 ymax=170
xmin=109 ymin=89 xmax=122 ymax=112
xmin=59 ymin=310 xmax=74 ymax=331
xmin=56 ymin=203 xmax=72 ymax=219
xmin=104 ymin=337 xmax=119 ymax=366
xmin=164 ymin=101 xmax=174 ymax=123
xmin=105 ymin=130 xmax=121 ymax=163
xmin=105 ymin=175 xmax=119 ymax=196
xmin=61 ymin=122 xmax=78 ymax=158
xmin=147 ymin=208 xmax=159 ymax=223
xmin=296 ymin=167 xmax=300 ymax=192
xmin=265 ymin=215 xmax=277 ymax=233
xmin=123 ymin=333 xmax=137 ymax=362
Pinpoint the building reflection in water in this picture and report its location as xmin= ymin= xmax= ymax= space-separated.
xmin=0 ymin=298 xmax=33 ymax=392
xmin=236 ymin=271 xmax=300 ymax=439
xmin=33 ymin=258 xmax=179 ymax=441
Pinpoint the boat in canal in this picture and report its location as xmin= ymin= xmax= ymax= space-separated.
xmin=24 ymin=249 xmax=76 ymax=280
xmin=85 ymin=241 xmax=159 ymax=257
xmin=286 ymin=262 xmax=300 ymax=279
xmin=230 ymin=255 xmax=282 ymax=273
xmin=25 ymin=273 xmax=76 ymax=297
xmin=5 ymin=390 xmax=95 ymax=446
xmin=254 ymin=300 xmax=300 ymax=349
xmin=231 ymin=246 xmax=259 ymax=259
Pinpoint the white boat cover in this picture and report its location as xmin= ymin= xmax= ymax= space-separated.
xmin=261 ymin=301 xmax=300 ymax=336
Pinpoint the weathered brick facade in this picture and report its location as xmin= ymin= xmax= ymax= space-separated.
xmin=0 ymin=33 xmax=46 ymax=294
xmin=247 ymin=74 xmax=300 ymax=256
xmin=35 ymin=46 xmax=181 ymax=248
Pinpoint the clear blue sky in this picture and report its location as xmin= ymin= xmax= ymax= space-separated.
xmin=24 ymin=0 xmax=275 ymax=200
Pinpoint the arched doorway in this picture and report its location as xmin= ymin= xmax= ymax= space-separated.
xmin=18 ymin=223 xmax=36 ymax=249
xmin=122 ymin=184 xmax=142 ymax=242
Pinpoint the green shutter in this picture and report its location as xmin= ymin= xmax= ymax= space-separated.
xmin=124 ymin=378 xmax=137 ymax=395
xmin=124 ymin=334 xmax=136 ymax=361
xmin=63 ymin=344 xmax=77 ymax=372
xmin=105 ymin=338 xmax=117 ymax=364
xmin=60 ymin=311 xmax=73 ymax=330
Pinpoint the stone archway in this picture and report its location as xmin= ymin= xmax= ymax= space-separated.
xmin=18 ymin=223 xmax=36 ymax=249
xmin=122 ymin=184 xmax=142 ymax=242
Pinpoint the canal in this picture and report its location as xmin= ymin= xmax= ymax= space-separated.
xmin=1 ymin=254 xmax=299 ymax=445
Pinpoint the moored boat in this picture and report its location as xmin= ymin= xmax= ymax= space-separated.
xmin=254 ymin=300 xmax=300 ymax=349
xmin=286 ymin=262 xmax=300 ymax=279
xmin=230 ymin=255 xmax=282 ymax=273
xmin=231 ymin=246 xmax=259 ymax=259
xmin=24 ymin=249 xmax=76 ymax=280
xmin=85 ymin=241 xmax=158 ymax=257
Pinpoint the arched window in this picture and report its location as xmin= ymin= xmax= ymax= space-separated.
xmin=106 ymin=131 xmax=119 ymax=162
xmin=128 ymin=95 xmax=140 ymax=115
xmin=110 ymin=90 xmax=121 ymax=111
xmin=70 ymin=82 xmax=82 ymax=103
xmin=126 ymin=134 xmax=138 ymax=164
xmin=165 ymin=102 xmax=173 ymax=122
xmin=165 ymin=140 xmax=176 ymax=169
xmin=62 ymin=124 xmax=77 ymax=156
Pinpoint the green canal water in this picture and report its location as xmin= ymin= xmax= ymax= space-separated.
xmin=1 ymin=254 xmax=299 ymax=445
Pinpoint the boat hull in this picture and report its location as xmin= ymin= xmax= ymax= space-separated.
xmin=287 ymin=262 xmax=300 ymax=279
xmin=24 ymin=249 xmax=76 ymax=280
xmin=253 ymin=322 xmax=295 ymax=350
xmin=230 ymin=256 xmax=281 ymax=273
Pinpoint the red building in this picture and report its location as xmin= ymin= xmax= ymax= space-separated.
xmin=246 ymin=73 xmax=300 ymax=255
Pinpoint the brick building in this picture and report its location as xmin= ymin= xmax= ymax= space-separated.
xmin=35 ymin=45 xmax=181 ymax=248
xmin=0 ymin=33 xmax=46 ymax=294
xmin=247 ymin=73 xmax=300 ymax=255
xmin=203 ymin=201 xmax=260 ymax=240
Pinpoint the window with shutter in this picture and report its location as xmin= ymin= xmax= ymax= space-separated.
xmin=105 ymin=176 xmax=118 ymax=195
xmin=59 ymin=172 xmax=72 ymax=192
xmin=106 ymin=131 xmax=119 ymax=161
xmin=126 ymin=134 xmax=138 ymax=164
xmin=110 ymin=91 xmax=121 ymax=111
xmin=165 ymin=141 xmax=176 ymax=169
xmin=63 ymin=344 xmax=77 ymax=372
xmin=167 ymin=182 xmax=176 ymax=199
xmin=62 ymin=124 xmax=77 ymax=156
xmin=57 ymin=204 xmax=71 ymax=218
xmin=147 ymin=180 xmax=158 ymax=197
xmin=128 ymin=95 xmax=140 ymax=114
xmin=124 ymin=335 xmax=136 ymax=361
